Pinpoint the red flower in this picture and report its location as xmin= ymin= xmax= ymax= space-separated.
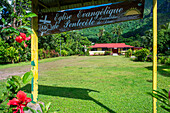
xmin=24 ymin=42 xmax=28 ymax=48
xmin=25 ymin=35 xmax=31 ymax=41
xmin=20 ymin=33 xmax=26 ymax=41
xmin=15 ymin=36 xmax=23 ymax=43
xmin=7 ymin=91 xmax=31 ymax=113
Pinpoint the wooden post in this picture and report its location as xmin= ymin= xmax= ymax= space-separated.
xmin=153 ymin=0 xmax=157 ymax=112
xmin=31 ymin=0 xmax=39 ymax=103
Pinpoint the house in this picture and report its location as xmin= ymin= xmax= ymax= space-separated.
xmin=89 ymin=43 xmax=142 ymax=55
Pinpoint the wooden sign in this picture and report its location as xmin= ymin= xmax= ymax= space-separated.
xmin=38 ymin=0 xmax=145 ymax=36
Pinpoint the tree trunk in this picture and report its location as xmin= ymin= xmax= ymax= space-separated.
xmin=13 ymin=0 xmax=16 ymax=29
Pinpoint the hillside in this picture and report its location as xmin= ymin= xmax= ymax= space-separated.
xmin=76 ymin=0 xmax=169 ymax=42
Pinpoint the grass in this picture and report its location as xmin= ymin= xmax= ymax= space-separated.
xmin=0 ymin=56 xmax=170 ymax=113
xmin=0 ymin=56 xmax=69 ymax=69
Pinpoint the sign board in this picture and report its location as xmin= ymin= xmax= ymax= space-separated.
xmin=38 ymin=0 xmax=145 ymax=36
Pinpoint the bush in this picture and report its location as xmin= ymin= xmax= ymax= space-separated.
xmin=105 ymin=51 xmax=112 ymax=55
xmin=98 ymin=53 xmax=104 ymax=56
xmin=146 ymin=55 xmax=153 ymax=62
xmin=7 ymin=47 xmax=20 ymax=63
xmin=79 ymin=51 xmax=85 ymax=56
xmin=158 ymin=56 xmax=167 ymax=64
xmin=38 ymin=49 xmax=44 ymax=59
xmin=0 ymin=39 xmax=9 ymax=63
xmin=50 ymin=50 xmax=59 ymax=57
xmin=61 ymin=50 xmax=68 ymax=56
xmin=93 ymin=52 xmax=98 ymax=56
xmin=165 ymin=58 xmax=170 ymax=65
xmin=125 ymin=49 xmax=132 ymax=57
xmin=134 ymin=48 xmax=150 ymax=61
xmin=85 ymin=51 xmax=89 ymax=56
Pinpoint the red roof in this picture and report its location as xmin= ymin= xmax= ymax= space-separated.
xmin=89 ymin=43 xmax=134 ymax=48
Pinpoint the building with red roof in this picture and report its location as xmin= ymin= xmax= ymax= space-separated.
xmin=89 ymin=43 xmax=141 ymax=55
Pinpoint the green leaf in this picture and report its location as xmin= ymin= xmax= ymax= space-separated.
xmin=23 ymin=107 xmax=29 ymax=111
xmin=161 ymin=105 xmax=170 ymax=112
xmin=37 ymin=110 xmax=41 ymax=113
xmin=28 ymin=107 xmax=37 ymax=113
xmin=162 ymin=89 xmax=168 ymax=94
xmin=18 ymin=26 xmax=33 ymax=34
xmin=22 ymin=71 xmax=33 ymax=84
xmin=1 ymin=18 xmax=5 ymax=24
xmin=1 ymin=27 xmax=19 ymax=34
xmin=26 ymin=33 xmax=31 ymax=37
xmin=45 ymin=102 xmax=51 ymax=111
xmin=153 ymin=90 xmax=168 ymax=98
xmin=39 ymin=103 xmax=45 ymax=113
xmin=0 ymin=7 xmax=3 ymax=12
xmin=31 ymin=61 xmax=35 ymax=66
xmin=24 ymin=12 xmax=37 ymax=18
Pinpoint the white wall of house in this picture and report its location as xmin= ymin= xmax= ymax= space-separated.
xmin=89 ymin=51 xmax=105 ymax=55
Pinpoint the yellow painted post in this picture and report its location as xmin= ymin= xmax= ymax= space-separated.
xmin=31 ymin=0 xmax=39 ymax=103
xmin=153 ymin=0 xmax=157 ymax=112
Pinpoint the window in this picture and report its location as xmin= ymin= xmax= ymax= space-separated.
xmin=91 ymin=48 xmax=97 ymax=51
xmin=102 ymin=48 xmax=108 ymax=51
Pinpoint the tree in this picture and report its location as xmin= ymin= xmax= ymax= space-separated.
xmin=0 ymin=0 xmax=36 ymax=42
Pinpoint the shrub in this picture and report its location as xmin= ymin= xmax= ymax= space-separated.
xmin=38 ymin=49 xmax=44 ymax=59
xmin=50 ymin=49 xmax=59 ymax=57
xmin=46 ymin=50 xmax=51 ymax=58
xmin=0 ymin=39 xmax=9 ymax=63
xmin=105 ymin=51 xmax=112 ymax=55
xmin=79 ymin=51 xmax=85 ymax=56
xmin=7 ymin=47 xmax=20 ymax=63
xmin=165 ymin=58 xmax=170 ymax=65
xmin=125 ymin=49 xmax=132 ymax=57
xmin=61 ymin=50 xmax=68 ymax=56
xmin=85 ymin=51 xmax=89 ymax=56
xmin=146 ymin=55 xmax=153 ymax=62
xmin=93 ymin=52 xmax=98 ymax=56
xmin=134 ymin=48 xmax=150 ymax=61
xmin=98 ymin=53 xmax=104 ymax=56
xmin=158 ymin=56 xmax=167 ymax=64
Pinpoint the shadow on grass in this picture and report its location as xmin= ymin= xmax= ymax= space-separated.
xmin=145 ymin=65 xmax=170 ymax=77
xmin=22 ymin=84 xmax=116 ymax=113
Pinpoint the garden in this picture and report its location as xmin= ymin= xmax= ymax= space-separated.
xmin=0 ymin=56 xmax=169 ymax=112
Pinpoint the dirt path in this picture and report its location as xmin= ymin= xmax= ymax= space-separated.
xmin=0 ymin=56 xmax=97 ymax=80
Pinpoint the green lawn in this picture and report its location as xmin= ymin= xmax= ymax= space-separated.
xmin=0 ymin=56 xmax=169 ymax=113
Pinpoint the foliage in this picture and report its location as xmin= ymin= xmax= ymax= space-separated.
xmin=0 ymin=38 xmax=9 ymax=63
xmin=0 ymin=40 xmax=31 ymax=63
xmin=147 ymin=89 xmax=170 ymax=112
xmin=165 ymin=58 xmax=170 ymax=65
xmin=105 ymin=51 xmax=112 ymax=55
xmin=0 ymin=61 xmax=34 ymax=112
xmin=7 ymin=47 xmax=19 ymax=63
xmin=7 ymin=91 xmax=31 ymax=113
xmin=125 ymin=49 xmax=132 ymax=57
xmin=28 ymin=102 xmax=52 ymax=113
xmin=61 ymin=50 xmax=68 ymax=56
xmin=158 ymin=56 xmax=168 ymax=64
xmin=146 ymin=55 xmax=153 ymax=62
xmin=0 ymin=0 xmax=36 ymax=38
xmin=134 ymin=48 xmax=150 ymax=61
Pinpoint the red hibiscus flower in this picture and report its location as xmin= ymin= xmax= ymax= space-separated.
xmin=25 ymin=35 xmax=31 ymax=41
xmin=20 ymin=33 xmax=27 ymax=41
xmin=7 ymin=91 xmax=31 ymax=113
xmin=24 ymin=42 xmax=28 ymax=48
xmin=15 ymin=36 xmax=23 ymax=43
